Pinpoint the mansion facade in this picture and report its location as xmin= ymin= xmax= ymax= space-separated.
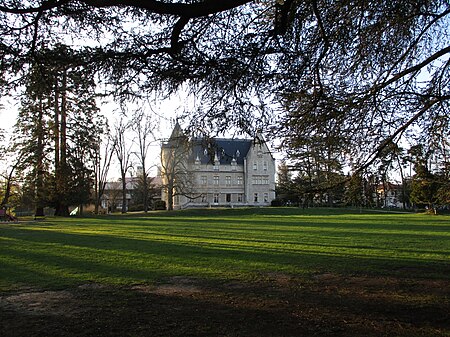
xmin=161 ymin=124 xmax=276 ymax=209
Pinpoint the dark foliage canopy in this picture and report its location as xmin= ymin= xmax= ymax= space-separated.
xmin=1 ymin=0 xmax=449 ymax=167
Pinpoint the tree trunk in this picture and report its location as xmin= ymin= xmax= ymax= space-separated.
xmin=1 ymin=173 xmax=13 ymax=207
xmin=143 ymin=167 xmax=149 ymax=213
xmin=121 ymin=173 xmax=127 ymax=213
xmin=167 ymin=181 xmax=174 ymax=211
xmin=94 ymin=146 xmax=99 ymax=214
xmin=35 ymin=98 xmax=45 ymax=217
xmin=55 ymin=70 xmax=70 ymax=217
xmin=1 ymin=160 xmax=20 ymax=207
xmin=54 ymin=77 xmax=60 ymax=173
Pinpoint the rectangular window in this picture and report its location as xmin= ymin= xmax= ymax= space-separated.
xmin=225 ymin=176 xmax=231 ymax=185
xmin=254 ymin=193 xmax=259 ymax=203
xmin=253 ymin=176 xmax=265 ymax=185
xmin=237 ymin=194 xmax=243 ymax=202
xmin=213 ymin=176 xmax=219 ymax=185
xmin=201 ymin=195 xmax=207 ymax=203
xmin=264 ymin=193 xmax=269 ymax=203
xmin=237 ymin=176 xmax=243 ymax=185
xmin=253 ymin=161 xmax=258 ymax=170
xmin=213 ymin=194 xmax=219 ymax=203
xmin=264 ymin=177 xmax=269 ymax=185
xmin=226 ymin=193 xmax=231 ymax=202
xmin=201 ymin=176 xmax=207 ymax=185
xmin=263 ymin=161 xmax=268 ymax=171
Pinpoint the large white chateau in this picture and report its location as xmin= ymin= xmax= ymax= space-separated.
xmin=161 ymin=123 xmax=276 ymax=209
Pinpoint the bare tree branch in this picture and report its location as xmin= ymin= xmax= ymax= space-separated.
xmin=0 ymin=0 xmax=253 ymax=17
xmin=82 ymin=0 xmax=253 ymax=17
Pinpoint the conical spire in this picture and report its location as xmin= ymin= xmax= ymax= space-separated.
xmin=169 ymin=121 xmax=183 ymax=140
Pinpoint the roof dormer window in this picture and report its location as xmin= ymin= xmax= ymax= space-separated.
xmin=214 ymin=152 xmax=220 ymax=170
xmin=231 ymin=157 xmax=237 ymax=171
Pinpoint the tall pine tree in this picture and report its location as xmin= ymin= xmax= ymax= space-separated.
xmin=14 ymin=46 xmax=104 ymax=216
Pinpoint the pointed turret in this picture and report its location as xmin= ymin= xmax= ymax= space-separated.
xmin=169 ymin=121 xmax=183 ymax=141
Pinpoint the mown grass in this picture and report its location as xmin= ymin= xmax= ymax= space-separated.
xmin=0 ymin=208 xmax=449 ymax=291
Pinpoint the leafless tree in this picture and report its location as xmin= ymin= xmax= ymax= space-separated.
xmin=93 ymin=124 xmax=116 ymax=214
xmin=112 ymin=118 xmax=134 ymax=213
xmin=130 ymin=110 xmax=158 ymax=212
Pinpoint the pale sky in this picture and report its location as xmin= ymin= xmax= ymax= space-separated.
xmin=0 ymin=88 xmax=282 ymax=181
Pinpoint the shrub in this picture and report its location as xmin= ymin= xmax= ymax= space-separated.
xmin=153 ymin=200 xmax=166 ymax=210
xmin=271 ymin=199 xmax=284 ymax=207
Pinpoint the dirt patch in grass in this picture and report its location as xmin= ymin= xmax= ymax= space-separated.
xmin=2 ymin=290 xmax=82 ymax=317
xmin=1 ymin=274 xmax=449 ymax=337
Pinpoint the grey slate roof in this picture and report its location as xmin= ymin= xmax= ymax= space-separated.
xmin=190 ymin=138 xmax=253 ymax=165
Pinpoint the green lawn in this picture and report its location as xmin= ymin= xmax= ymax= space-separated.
xmin=1 ymin=208 xmax=449 ymax=290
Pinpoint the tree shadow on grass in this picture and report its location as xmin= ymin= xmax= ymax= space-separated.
xmin=1 ymin=274 xmax=449 ymax=337
xmin=1 ymin=225 xmax=450 ymax=290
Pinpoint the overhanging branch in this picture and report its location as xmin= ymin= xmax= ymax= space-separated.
xmin=0 ymin=0 xmax=253 ymax=17
xmin=0 ymin=0 xmax=70 ymax=14
xmin=357 ymin=96 xmax=447 ymax=173
xmin=375 ymin=45 xmax=450 ymax=93
xmin=83 ymin=0 xmax=253 ymax=17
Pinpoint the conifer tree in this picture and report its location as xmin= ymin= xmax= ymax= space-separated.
xmin=13 ymin=47 xmax=104 ymax=216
